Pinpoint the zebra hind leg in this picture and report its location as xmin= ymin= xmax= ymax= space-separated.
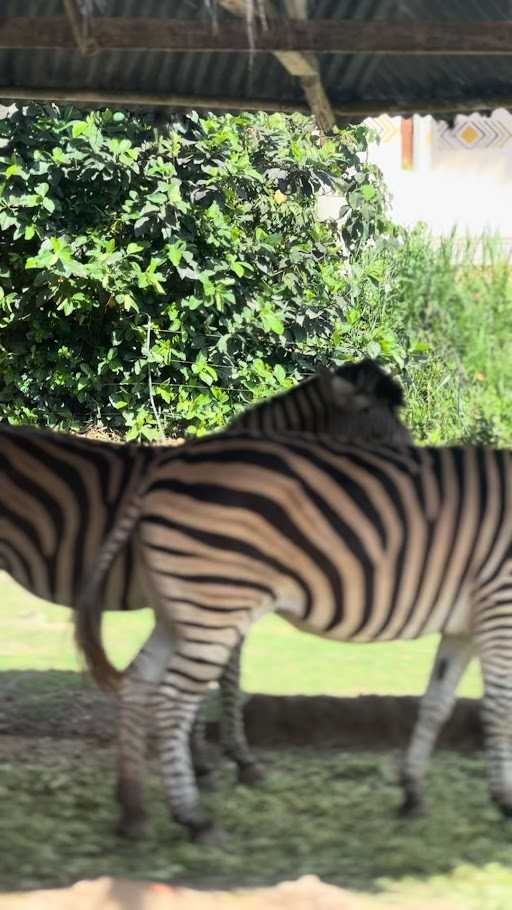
xmin=400 ymin=634 xmax=473 ymax=817
xmin=219 ymin=639 xmax=265 ymax=785
xmin=190 ymin=709 xmax=218 ymax=790
xmin=154 ymin=633 xmax=243 ymax=843
xmin=478 ymin=628 xmax=512 ymax=817
xmin=116 ymin=622 xmax=173 ymax=838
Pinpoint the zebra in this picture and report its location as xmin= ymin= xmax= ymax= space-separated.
xmin=75 ymin=434 xmax=512 ymax=844
xmin=0 ymin=360 xmax=410 ymax=836
xmin=105 ymin=359 xmax=412 ymax=837
xmin=186 ymin=358 xmax=411 ymax=790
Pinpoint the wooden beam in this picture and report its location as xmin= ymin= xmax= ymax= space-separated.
xmin=62 ymin=0 xmax=98 ymax=55
xmin=1 ymin=86 xmax=511 ymax=118
xmin=218 ymin=0 xmax=335 ymax=131
xmin=282 ymin=0 xmax=334 ymax=132
xmin=3 ymin=18 xmax=512 ymax=54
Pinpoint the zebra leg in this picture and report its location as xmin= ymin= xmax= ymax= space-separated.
xmin=116 ymin=621 xmax=173 ymax=838
xmin=154 ymin=634 xmax=241 ymax=843
xmin=478 ymin=634 xmax=512 ymax=817
xmin=400 ymin=634 xmax=474 ymax=816
xmin=190 ymin=709 xmax=217 ymax=788
xmin=219 ymin=639 xmax=265 ymax=785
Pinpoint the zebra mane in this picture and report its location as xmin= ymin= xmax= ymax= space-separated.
xmin=227 ymin=359 xmax=405 ymax=434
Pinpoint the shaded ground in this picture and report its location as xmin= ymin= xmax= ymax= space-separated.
xmin=1 ymin=670 xmax=512 ymax=908
xmin=0 ymin=670 xmax=483 ymax=750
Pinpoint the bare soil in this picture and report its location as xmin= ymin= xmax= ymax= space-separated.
xmin=0 ymin=874 xmax=461 ymax=910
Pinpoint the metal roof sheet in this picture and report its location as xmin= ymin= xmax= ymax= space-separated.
xmin=1 ymin=1 xmax=512 ymax=120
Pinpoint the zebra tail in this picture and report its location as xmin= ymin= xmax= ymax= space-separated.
xmin=75 ymin=492 xmax=145 ymax=692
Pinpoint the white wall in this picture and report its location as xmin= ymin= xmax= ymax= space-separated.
xmin=318 ymin=109 xmax=512 ymax=246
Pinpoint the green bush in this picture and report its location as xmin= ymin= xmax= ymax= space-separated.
xmin=1 ymin=106 xmax=510 ymax=445
xmin=342 ymin=228 xmax=512 ymax=445
xmin=0 ymin=105 xmax=389 ymax=438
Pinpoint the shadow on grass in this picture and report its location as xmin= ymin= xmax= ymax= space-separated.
xmin=0 ymin=670 xmax=115 ymax=740
xmin=0 ymin=673 xmax=509 ymax=904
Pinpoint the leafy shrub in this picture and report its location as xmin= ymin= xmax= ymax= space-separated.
xmin=342 ymin=228 xmax=512 ymax=445
xmin=0 ymin=105 xmax=389 ymax=438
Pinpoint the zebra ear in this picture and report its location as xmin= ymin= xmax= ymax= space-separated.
xmin=329 ymin=374 xmax=370 ymax=411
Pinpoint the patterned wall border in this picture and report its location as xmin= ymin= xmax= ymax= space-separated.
xmin=365 ymin=114 xmax=401 ymax=144
xmin=436 ymin=113 xmax=512 ymax=150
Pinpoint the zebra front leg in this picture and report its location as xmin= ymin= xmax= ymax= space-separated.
xmin=478 ymin=634 xmax=512 ymax=817
xmin=400 ymin=634 xmax=474 ymax=816
xmin=219 ymin=639 xmax=265 ymax=785
xmin=116 ymin=621 xmax=173 ymax=838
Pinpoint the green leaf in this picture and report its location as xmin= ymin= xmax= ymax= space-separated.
xmin=71 ymin=121 xmax=87 ymax=138
xmin=360 ymin=184 xmax=377 ymax=202
xmin=121 ymin=294 xmax=138 ymax=312
xmin=261 ymin=313 xmax=284 ymax=335
xmin=166 ymin=244 xmax=183 ymax=267
xmin=42 ymin=197 xmax=55 ymax=214
xmin=156 ymin=385 xmax=172 ymax=404
xmin=4 ymin=164 xmax=25 ymax=179
xmin=24 ymin=225 xmax=36 ymax=240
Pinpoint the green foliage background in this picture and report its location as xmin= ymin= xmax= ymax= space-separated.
xmin=0 ymin=105 xmax=388 ymax=439
xmin=1 ymin=104 xmax=511 ymax=444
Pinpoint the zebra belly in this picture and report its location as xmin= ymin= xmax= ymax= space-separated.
xmin=275 ymin=571 xmax=473 ymax=644
xmin=0 ymin=547 xmax=148 ymax=613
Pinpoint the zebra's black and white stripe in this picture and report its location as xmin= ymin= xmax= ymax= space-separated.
xmin=0 ymin=360 xmax=409 ymax=835
xmin=114 ymin=359 xmax=411 ymax=835
xmin=77 ymin=435 xmax=512 ymax=841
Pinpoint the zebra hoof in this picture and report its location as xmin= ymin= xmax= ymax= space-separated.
xmin=197 ymin=770 xmax=218 ymax=792
xmin=494 ymin=799 xmax=512 ymax=819
xmin=237 ymin=763 xmax=266 ymax=786
xmin=116 ymin=813 xmax=148 ymax=840
xmin=397 ymin=794 xmax=425 ymax=819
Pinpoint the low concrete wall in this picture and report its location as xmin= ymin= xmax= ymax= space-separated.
xmin=209 ymin=694 xmax=483 ymax=751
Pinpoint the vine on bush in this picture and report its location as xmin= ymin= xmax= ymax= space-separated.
xmin=0 ymin=105 xmax=390 ymax=437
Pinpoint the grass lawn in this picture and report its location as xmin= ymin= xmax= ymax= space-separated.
xmin=0 ymin=573 xmax=482 ymax=698
xmin=4 ymin=573 xmax=511 ymax=908
xmin=1 ymin=741 xmax=511 ymax=907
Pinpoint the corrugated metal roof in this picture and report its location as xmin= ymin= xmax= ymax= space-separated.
xmin=1 ymin=1 xmax=512 ymax=119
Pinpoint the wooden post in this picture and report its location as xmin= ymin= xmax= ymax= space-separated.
xmin=401 ymin=117 xmax=414 ymax=170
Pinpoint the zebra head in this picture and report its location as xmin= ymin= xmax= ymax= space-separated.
xmin=316 ymin=359 xmax=412 ymax=446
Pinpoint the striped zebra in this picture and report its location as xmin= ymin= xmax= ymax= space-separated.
xmin=187 ymin=358 xmax=411 ymax=790
xmin=107 ymin=359 xmax=411 ymax=838
xmin=0 ymin=360 xmax=409 ymax=835
xmin=76 ymin=434 xmax=512 ymax=843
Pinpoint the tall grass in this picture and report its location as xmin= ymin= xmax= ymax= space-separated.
xmin=342 ymin=227 xmax=512 ymax=445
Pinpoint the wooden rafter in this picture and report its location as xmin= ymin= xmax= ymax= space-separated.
xmin=62 ymin=0 xmax=98 ymax=55
xmin=219 ymin=0 xmax=335 ymax=132
xmin=1 ymin=86 xmax=510 ymax=118
xmin=3 ymin=18 xmax=512 ymax=54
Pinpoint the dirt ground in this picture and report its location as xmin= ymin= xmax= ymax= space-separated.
xmin=0 ymin=875 xmax=462 ymax=910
